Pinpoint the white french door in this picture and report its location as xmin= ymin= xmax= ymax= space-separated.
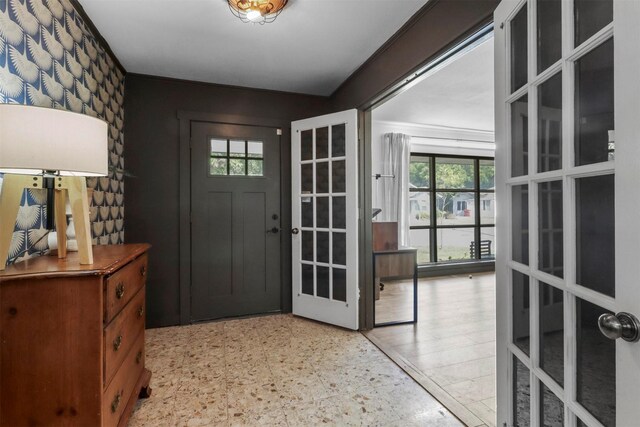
xmin=495 ymin=0 xmax=640 ymax=426
xmin=291 ymin=110 xmax=359 ymax=330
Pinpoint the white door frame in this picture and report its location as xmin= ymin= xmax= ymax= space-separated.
xmin=495 ymin=0 xmax=640 ymax=425
xmin=291 ymin=110 xmax=359 ymax=330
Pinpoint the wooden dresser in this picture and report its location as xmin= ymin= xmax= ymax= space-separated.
xmin=0 ymin=244 xmax=152 ymax=426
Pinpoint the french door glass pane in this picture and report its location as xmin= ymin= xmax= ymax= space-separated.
xmin=576 ymin=298 xmax=615 ymax=427
xmin=316 ymin=162 xmax=329 ymax=193
xmin=316 ymin=197 xmax=329 ymax=228
xmin=511 ymin=95 xmax=529 ymax=177
xmin=539 ymin=282 xmax=564 ymax=387
xmin=479 ymin=227 xmax=496 ymax=260
xmin=575 ymin=38 xmax=614 ymax=166
xmin=333 ymin=232 xmax=346 ymax=266
xmin=316 ymin=231 xmax=329 ymax=263
xmin=538 ymin=73 xmax=563 ymax=172
xmin=513 ymin=356 xmax=531 ymax=427
xmin=301 ymin=264 xmax=313 ymax=295
xmin=332 ymin=160 xmax=346 ymax=193
xmin=410 ymin=229 xmax=431 ymax=264
xmin=540 ymin=382 xmax=564 ymax=427
xmin=576 ymin=174 xmax=615 ymax=297
xmin=437 ymin=228 xmax=473 ymax=261
xmin=301 ymin=164 xmax=313 ymax=192
xmin=480 ymin=193 xmax=495 ymax=225
xmin=332 ymin=196 xmax=346 ymax=229
xmin=333 ymin=268 xmax=346 ymax=302
xmin=437 ymin=192 xmax=475 ymax=226
xmin=316 ymin=127 xmax=329 ymax=159
xmin=331 ymin=124 xmax=345 ymax=157
xmin=410 ymin=192 xmax=431 ymax=226
xmin=537 ymin=0 xmax=562 ymax=73
xmin=410 ymin=156 xmax=431 ymax=188
xmin=513 ymin=271 xmax=530 ymax=356
xmin=317 ymin=266 xmax=329 ymax=298
xmin=574 ymin=0 xmax=613 ymax=46
xmin=301 ymin=198 xmax=313 ymax=228
xmin=512 ymin=185 xmax=529 ymax=265
xmin=511 ymin=5 xmax=528 ymax=93
xmin=302 ymin=231 xmax=313 ymax=261
xmin=435 ymin=157 xmax=475 ymax=189
xmin=538 ymin=181 xmax=563 ymax=278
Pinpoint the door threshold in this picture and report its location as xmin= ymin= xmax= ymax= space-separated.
xmin=362 ymin=331 xmax=487 ymax=427
xmin=191 ymin=310 xmax=283 ymax=325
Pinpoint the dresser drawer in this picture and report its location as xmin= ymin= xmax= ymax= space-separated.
xmin=104 ymin=286 xmax=146 ymax=387
xmin=102 ymin=331 xmax=145 ymax=426
xmin=105 ymin=254 xmax=148 ymax=323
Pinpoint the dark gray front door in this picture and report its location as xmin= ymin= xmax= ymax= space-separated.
xmin=190 ymin=122 xmax=281 ymax=322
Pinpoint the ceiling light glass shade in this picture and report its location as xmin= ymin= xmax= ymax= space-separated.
xmin=0 ymin=105 xmax=108 ymax=177
xmin=227 ymin=0 xmax=288 ymax=25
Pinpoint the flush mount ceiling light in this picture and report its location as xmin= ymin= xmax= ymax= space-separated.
xmin=227 ymin=0 xmax=288 ymax=24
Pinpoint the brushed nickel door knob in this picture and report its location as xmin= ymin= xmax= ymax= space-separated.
xmin=598 ymin=312 xmax=640 ymax=342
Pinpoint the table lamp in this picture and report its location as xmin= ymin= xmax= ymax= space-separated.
xmin=0 ymin=105 xmax=108 ymax=270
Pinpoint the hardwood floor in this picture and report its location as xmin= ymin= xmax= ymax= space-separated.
xmin=366 ymin=272 xmax=497 ymax=427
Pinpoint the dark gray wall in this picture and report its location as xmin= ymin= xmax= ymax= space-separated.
xmin=124 ymin=75 xmax=331 ymax=327
xmin=124 ymin=0 xmax=498 ymax=328
xmin=331 ymin=0 xmax=499 ymax=110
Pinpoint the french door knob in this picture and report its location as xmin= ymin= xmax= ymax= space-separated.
xmin=598 ymin=312 xmax=640 ymax=342
xmin=291 ymin=228 xmax=299 ymax=235
xmin=267 ymin=227 xmax=280 ymax=234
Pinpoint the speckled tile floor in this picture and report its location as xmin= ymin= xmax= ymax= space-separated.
xmin=129 ymin=314 xmax=463 ymax=427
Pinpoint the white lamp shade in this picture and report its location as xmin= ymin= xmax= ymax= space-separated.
xmin=0 ymin=105 xmax=108 ymax=176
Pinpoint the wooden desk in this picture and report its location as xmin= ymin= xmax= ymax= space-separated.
xmin=373 ymin=247 xmax=418 ymax=327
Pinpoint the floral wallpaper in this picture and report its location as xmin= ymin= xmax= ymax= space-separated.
xmin=0 ymin=0 xmax=125 ymax=263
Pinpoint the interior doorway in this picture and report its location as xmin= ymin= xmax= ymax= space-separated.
xmin=363 ymin=27 xmax=499 ymax=427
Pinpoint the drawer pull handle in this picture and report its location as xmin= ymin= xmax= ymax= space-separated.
xmin=140 ymin=265 xmax=146 ymax=277
xmin=115 ymin=283 xmax=125 ymax=299
xmin=136 ymin=350 xmax=143 ymax=364
xmin=111 ymin=391 xmax=122 ymax=413
xmin=138 ymin=305 xmax=144 ymax=318
xmin=113 ymin=335 xmax=122 ymax=351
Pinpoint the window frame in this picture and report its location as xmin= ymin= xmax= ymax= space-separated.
xmin=208 ymin=137 xmax=265 ymax=177
xmin=409 ymin=153 xmax=495 ymax=265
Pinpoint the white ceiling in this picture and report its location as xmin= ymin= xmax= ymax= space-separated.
xmin=78 ymin=0 xmax=428 ymax=95
xmin=373 ymin=37 xmax=495 ymax=132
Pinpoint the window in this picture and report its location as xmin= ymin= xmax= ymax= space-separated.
xmin=209 ymin=138 xmax=264 ymax=176
xmin=409 ymin=154 xmax=495 ymax=264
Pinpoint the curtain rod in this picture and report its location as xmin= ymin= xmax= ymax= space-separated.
xmin=410 ymin=135 xmax=494 ymax=144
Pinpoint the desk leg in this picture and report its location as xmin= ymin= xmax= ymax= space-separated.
xmin=413 ymin=251 xmax=418 ymax=323
xmin=372 ymin=253 xmax=376 ymax=327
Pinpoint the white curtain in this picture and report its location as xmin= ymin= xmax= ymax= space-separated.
xmin=380 ymin=133 xmax=411 ymax=247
